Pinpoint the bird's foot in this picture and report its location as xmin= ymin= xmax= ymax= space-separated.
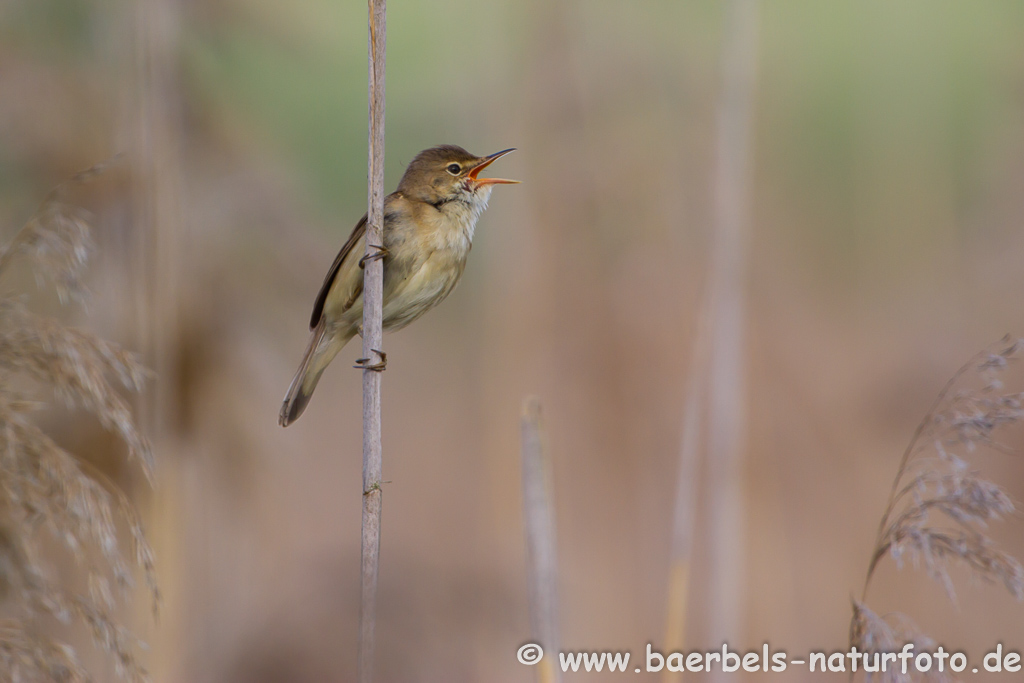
xmin=354 ymin=349 xmax=387 ymax=372
xmin=359 ymin=244 xmax=389 ymax=268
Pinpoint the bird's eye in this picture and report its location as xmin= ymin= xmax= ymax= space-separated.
xmin=446 ymin=163 xmax=461 ymax=176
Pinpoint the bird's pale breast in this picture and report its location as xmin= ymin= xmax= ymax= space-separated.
xmin=325 ymin=190 xmax=487 ymax=335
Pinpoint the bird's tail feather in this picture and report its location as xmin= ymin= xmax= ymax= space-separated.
xmin=279 ymin=320 xmax=355 ymax=427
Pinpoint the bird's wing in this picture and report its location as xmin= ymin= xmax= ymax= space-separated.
xmin=309 ymin=214 xmax=367 ymax=329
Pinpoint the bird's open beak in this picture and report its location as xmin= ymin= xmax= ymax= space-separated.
xmin=467 ymin=148 xmax=519 ymax=186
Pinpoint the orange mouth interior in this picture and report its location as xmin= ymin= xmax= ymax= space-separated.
xmin=467 ymin=149 xmax=519 ymax=185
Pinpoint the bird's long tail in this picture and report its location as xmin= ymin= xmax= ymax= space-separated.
xmin=279 ymin=320 xmax=356 ymax=427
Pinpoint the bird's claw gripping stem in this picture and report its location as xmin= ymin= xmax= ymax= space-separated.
xmin=354 ymin=349 xmax=387 ymax=372
xmin=359 ymin=244 xmax=389 ymax=268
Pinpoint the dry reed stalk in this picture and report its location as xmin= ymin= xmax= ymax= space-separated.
xmin=662 ymin=301 xmax=709 ymax=683
xmin=851 ymin=338 xmax=1024 ymax=681
xmin=132 ymin=0 xmax=185 ymax=437
xmin=130 ymin=4 xmax=185 ymax=681
xmin=520 ymin=397 xmax=561 ymax=683
xmin=0 ymin=162 xmax=156 ymax=682
xmin=705 ymin=0 xmax=758 ymax=666
xmin=358 ymin=1 xmax=387 ymax=682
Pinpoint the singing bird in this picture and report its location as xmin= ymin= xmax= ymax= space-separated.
xmin=279 ymin=145 xmax=518 ymax=426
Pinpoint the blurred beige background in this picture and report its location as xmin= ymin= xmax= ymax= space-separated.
xmin=2 ymin=0 xmax=1024 ymax=681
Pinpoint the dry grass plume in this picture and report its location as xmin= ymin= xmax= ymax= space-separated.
xmin=851 ymin=338 xmax=1024 ymax=681
xmin=0 ymin=161 xmax=157 ymax=682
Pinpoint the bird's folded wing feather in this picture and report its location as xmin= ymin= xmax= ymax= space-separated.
xmin=310 ymin=214 xmax=367 ymax=329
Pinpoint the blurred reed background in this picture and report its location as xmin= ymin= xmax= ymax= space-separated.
xmin=2 ymin=0 xmax=1024 ymax=681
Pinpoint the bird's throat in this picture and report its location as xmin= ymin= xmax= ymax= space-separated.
xmin=435 ymin=186 xmax=491 ymax=247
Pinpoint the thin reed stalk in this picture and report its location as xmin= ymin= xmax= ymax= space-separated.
xmin=662 ymin=302 xmax=709 ymax=683
xmin=133 ymin=0 xmax=184 ymax=437
xmin=131 ymin=4 xmax=185 ymax=681
xmin=705 ymin=0 xmax=759 ymax=664
xmin=520 ymin=397 xmax=561 ymax=683
xmin=358 ymin=1 xmax=387 ymax=682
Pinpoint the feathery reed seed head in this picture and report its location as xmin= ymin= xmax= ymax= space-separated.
xmin=852 ymin=340 xmax=1024 ymax=678
xmin=0 ymin=160 xmax=155 ymax=683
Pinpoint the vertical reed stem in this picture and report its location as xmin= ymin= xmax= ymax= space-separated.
xmin=359 ymin=1 xmax=386 ymax=682
xmin=662 ymin=302 xmax=709 ymax=683
xmin=521 ymin=397 xmax=562 ymax=683
xmin=705 ymin=0 xmax=758 ymax=670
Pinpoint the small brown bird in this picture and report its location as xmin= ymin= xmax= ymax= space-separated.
xmin=279 ymin=145 xmax=518 ymax=426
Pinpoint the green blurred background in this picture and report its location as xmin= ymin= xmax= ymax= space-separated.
xmin=2 ymin=0 xmax=1024 ymax=681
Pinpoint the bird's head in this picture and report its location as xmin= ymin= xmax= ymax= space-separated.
xmin=397 ymin=145 xmax=518 ymax=206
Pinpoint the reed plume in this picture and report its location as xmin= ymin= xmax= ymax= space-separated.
xmin=851 ymin=338 xmax=1024 ymax=681
xmin=0 ymin=161 xmax=156 ymax=682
